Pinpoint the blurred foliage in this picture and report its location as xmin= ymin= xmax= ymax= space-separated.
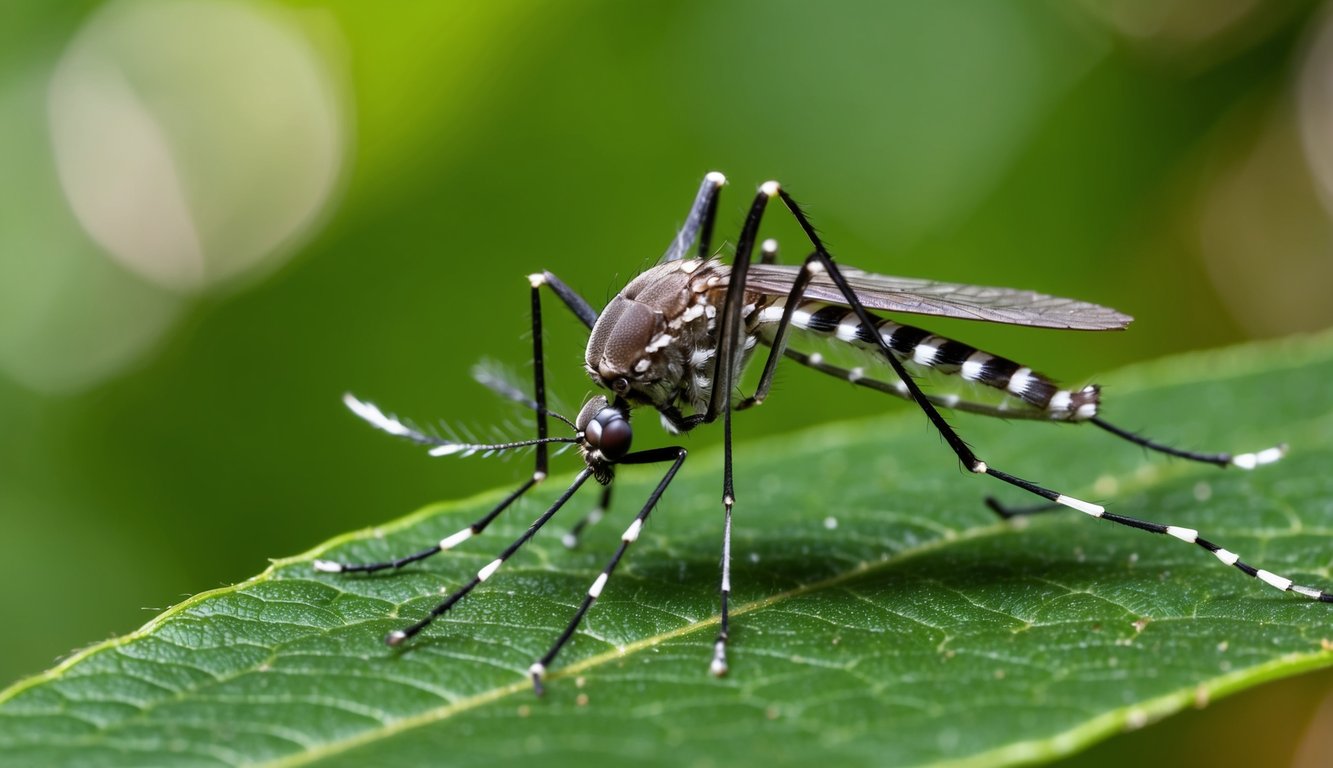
xmin=3 ymin=1 xmax=1333 ymax=765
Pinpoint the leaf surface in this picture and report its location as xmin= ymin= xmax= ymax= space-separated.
xmin=3 ymin=333 xmax=1332 ymax=767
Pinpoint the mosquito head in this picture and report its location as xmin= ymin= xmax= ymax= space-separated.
xmin=576 ymin=396 xmax=632 ymax=482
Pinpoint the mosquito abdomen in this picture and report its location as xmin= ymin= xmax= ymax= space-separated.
xmin=756 ymin=300 xmax=1099 ymax=421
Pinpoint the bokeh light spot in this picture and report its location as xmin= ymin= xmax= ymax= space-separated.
xmin=0 ymin=0 xmax=350 ymax=394
xmin=48 ymin=0 xmax=349 ymax=293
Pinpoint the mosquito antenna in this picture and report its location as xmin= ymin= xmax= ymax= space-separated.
xmin=343 ymin=393 xmax=580 ymax=456
xmin=426 ymin=435 xmax=582 ymax=458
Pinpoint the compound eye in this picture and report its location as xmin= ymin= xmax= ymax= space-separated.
xmin=586 ymin=407 xmax=632 ymax=460
xmin=611 ymin=377 xmax=631 ymax=396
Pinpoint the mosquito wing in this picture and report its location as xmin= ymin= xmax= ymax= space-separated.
xmin=744 ymin=263 xmax=1132 ymax=330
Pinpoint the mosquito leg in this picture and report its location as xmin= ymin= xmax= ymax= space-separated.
xmin=638 ymin=181 xmax=779 ymax=675
xmin=772 ymin=184 xmax=1110 ymax=513
xmin=988 ymin=493 xmax=1332 ymax=598
xmin=697 ymin=182 xmax=785 ymax=676
xmin=702 ymin=181 xmax=776 ymax=422
xmin=525 ymin=274 xmax=554 ymax=461
xmin=776 ymin=345 xmax=1284 ymax=519
xmin=535 ymin=270 xmax=599 ymax=330
xmin=714 ymin=409 xmax=736 ymax=677
xmin=313 ymin=474 xmax=546 ymax=574
xmin=1091 ymin=417 xmax=1287 ymax=470
xmin=661 ymin=172 xmax=727 ymax=263
xmin=776 ymin=346 xmax=1070 ymax=520
xmin=773 ymin=185 xmax=1331 ymax=600
xmin=985 ymin=418 xmax=1286 ymax=518
xmin=322 ymin=273 xmax=578 ymax=573
xmin=387 ymin=469 xmax=594 ymax=647
xmin=697 ymin=174 xmax=724 ymax=260
xmin=703 ymin=180 xmax=781 ymax=488
xmin=981 ymin=419 xmax=1286 ymax=519
xmin=713 ymin=483 xmax=735 ymax=677
xmin=1082 ymin=509 xmax=1333 ymax=603
xmin=529 ymin=446 xmax=687 ymax=695
xmin=982 ymin=497 xmax=1063 ymax=519
xmin=561 ymin=485 xmax=613 ymax=549
xmin=736 ymin=243 xmax=824 ymax=411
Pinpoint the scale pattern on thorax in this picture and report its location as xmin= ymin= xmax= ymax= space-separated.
xmin=584 ymin=259 xmax=747 ymax=417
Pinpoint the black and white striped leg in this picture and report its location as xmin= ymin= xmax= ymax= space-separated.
xmin=773 ymin=346 xmax=1079 ymax=521
xmin=630 ymin=184 xmax=781 ymax=673
xmin=700 ymin=183 xmax=784 ymax=675
xmin=1082 ymin=507 xmax=1332 ymax=602
xmin=712 ymin=497 xmax=733 ymax=676
xmin=530 ymin=446 xmax=688 ymax=695
xmin=316 ymin=273 xmax=571 ymax=577
xmin=388 ymin=469 xmax=595 ymax=647
xmin=771 ymin=186 xmax=1330 ymax=602
xmin=771 ymin=185 xmax=1110 ymax=516
xmin=313 ymin=474 xmax=545 ymax=575
xmin=983 ymin=420 xmax=1287 ymax=519
xmin=988 ymin=495 xmax=1333 ymax=600
xmin=721 ymin=239 xmax=826 ymax=671
xmin=322 ymin=271 xmax=605 ymax=643
xmin=561 ymin=485 xmax=613 ymax=549
xmin=1090 ymin=416 xmax=1287 ymax=470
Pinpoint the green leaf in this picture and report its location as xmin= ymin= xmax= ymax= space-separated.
xmin=4 ymin=333 xmax=1333 ymax=767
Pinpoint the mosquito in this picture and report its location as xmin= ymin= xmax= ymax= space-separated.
xmin=316 ymin=172 xmax=1327 ymax=695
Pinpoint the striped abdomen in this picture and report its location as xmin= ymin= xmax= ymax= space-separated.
xmin=754 ymin=300 xmax=1099 ymax=421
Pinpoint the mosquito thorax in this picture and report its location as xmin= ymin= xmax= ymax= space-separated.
xmin=585 ymin=258 xmax=725 ymax=413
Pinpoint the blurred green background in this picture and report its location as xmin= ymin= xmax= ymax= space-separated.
xmin=4 ymin=1 xmax=1333 ymax=764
